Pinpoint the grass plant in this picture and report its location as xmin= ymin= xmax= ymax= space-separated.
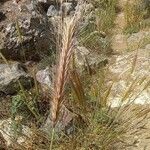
xmin=124 ymin=0 xmax=150 ymax=34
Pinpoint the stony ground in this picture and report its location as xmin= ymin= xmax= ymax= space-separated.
xmin=108 ymin=1 xmax=150 ymax=149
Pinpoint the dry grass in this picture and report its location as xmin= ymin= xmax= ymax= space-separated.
xmin=49 ymin=66 xmax=150 ymax=150
xmin=51 ymin=1 xmax=86 ymax=128
xmin=124 ymin=0 xmax=150 ymax=34
xmin=78 ymin=0 xmax=118 ymax=55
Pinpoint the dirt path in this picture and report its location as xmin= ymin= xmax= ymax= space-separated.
xmin=111 ymin=1 xmax=128 ymax=53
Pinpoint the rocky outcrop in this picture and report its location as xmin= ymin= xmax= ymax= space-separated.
xmin=0 ymin=0 xmax=55 ymax=61
xmin=0 ymin=62 xmax=33 ymax=95
xmin=0 ymin=0 xmax=79 ymax=61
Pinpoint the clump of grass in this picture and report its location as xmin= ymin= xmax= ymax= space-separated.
xmin=50 ymin=62 xmax=150 ymax=150
xmin=49 ymin=2 xmax=87 ymax=149
xmin=50 ymin=2 xmax=85 ymax=128
xmin=94 ymin=0 xmax=118 ymax=33
xmin=55 ymin=44 xmax=150 ymax=149
xmin=88 ymin=0 xmax=118 ymax=33
xmin=124 ymin=0 xmax=150 ymax=34
xmin=78 ymin=0 xmax=117 ymax=54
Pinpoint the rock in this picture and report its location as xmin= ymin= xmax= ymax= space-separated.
xmin=0 ymin=118 xmax=32 ymax=147
xmin=0 ymin=0 xmax=79 ymax=61
xmin=107 ymin=46 xmax=150 ymax=107
xmin=62 ymin=2 xmax=74 ymax=15
xmin=127 ymin=31 xmax=150 ymax=51
xmin=37 ymin=0 xmax=55 ymax=5
xmin=38 ymin=0 xmax=76 ymax=16
xmin=0 ymin=62 xmax=33 ymax=95
xmin=0 ymin=0 xmax=55 ymax=61
xmin=112 ymin=34 xmax=128 ymax=53
xmin=75 ymin=46 xmax=108 ymax=72
xmin=145 ymin=44 xmax=150 ymax=50
xmin=36 ymin=67 xmax=52 ymax=89
xmin=75 ymin=46 xmax=90 ymax=67
xmin=47 ymin=5 xmax=58 ymax=17
xmin=41 ymin=105 xmax=78 ymax=136
xmin=37 ymin=0 xmax=77 ymax=5
xmin=38 ymin=0 xmax=48 ymax=3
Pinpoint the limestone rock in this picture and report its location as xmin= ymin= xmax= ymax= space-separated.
xmin=0 ymin=0 xmax=55 ymax=61
xmin=41 ymin=105 xmax=78 ymax=136
xmin=36 ymin=67 xmax=52 ymax=89
xmin=47 ymin=5 xmax=58 ymax=17
xmin=0 ymin=118 xmax=32 ymax=147
xmin=0 ymin=62 xmax=33 ymax=95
